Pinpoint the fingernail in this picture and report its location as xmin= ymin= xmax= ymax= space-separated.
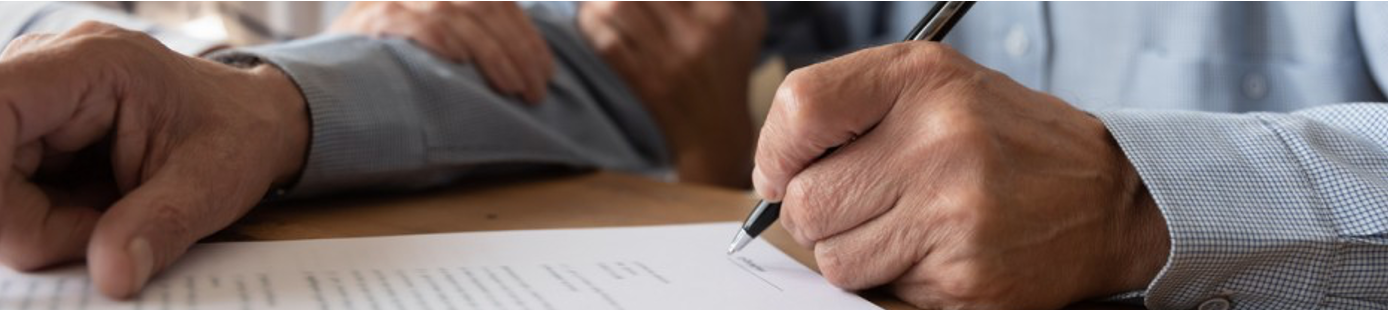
xmin=128 ymin=237 xmax=154 ymax=293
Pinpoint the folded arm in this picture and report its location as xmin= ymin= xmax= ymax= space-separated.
xmin=211 ymin=7 xmax=670 ymax=198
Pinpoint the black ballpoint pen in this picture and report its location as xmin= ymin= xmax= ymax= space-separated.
xmin=728 ymin=1 xmax=976 ymax=255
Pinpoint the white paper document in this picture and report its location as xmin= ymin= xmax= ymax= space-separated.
xmin=0 ymin=222 xmax=880 ymax=310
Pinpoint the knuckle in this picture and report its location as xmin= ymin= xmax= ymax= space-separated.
xmin=71 ymin=21 xmax=152 ymax=44
xmin=909 ymin=41 xmax=956 ymax=62
xmin=790 ymin=165 xmax=881 ymax=238
xmin=881 ymin=42 xmax=961 ymax=75
xmin=910 ymin=109 xmax=991 ymax=155
xmin=2 ymin=34 xmax=48 ymax=58
xmin=817 ymin=260 xmax=852 ymax=288
xmin=70 ymin=20 xmax=118 ymax=34
xmin=810 ymin=244 xmax=849 ymax=286
xmin=582 ymin=1 xmax=618 ymax=19
xmin=66 ymin=29 xmax=156 ymax=54
xmin=780 ymin=67 xmax=813 ymax=91
xmin=778 ymin=218 xmax=811 ymax=248
xmin=424 ymin=1 xmax=451 ymax=11
xmin=576 ymin=17 xmax=619 ymax=50
xmin=813 ymin=243 xmax=863 ymax=289
xmin=783 ymin=178 xmax=829 ymax=241
xmin=67 ymin=35 xmax=110 ymax=52
xmin=775 ymin=69 xmax=827 ymax=120
xmin=10 ymin=34 xmax=46 ymax=47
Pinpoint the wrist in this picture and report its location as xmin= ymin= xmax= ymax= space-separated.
xmin=1106 ymin=132 xmax=1171 ymax=295
xmin=244 ymin=64 xmax=310 ymax=188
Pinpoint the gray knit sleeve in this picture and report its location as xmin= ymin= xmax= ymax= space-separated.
xmin=210 ymin=7 xmax=669 ymax=198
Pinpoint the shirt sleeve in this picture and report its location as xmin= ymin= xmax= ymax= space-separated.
xmin=0 ymin=2 xmax=48 ymax=44
xmin=209 ymin=6 xmax=669 ymax=198
xmin=1357 ymin=2 xmax=1388 ymax=97
xmin=1093 ymin=104 xmax=1388 ymax=309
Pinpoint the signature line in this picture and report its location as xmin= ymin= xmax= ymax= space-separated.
xmin=726 ymin=256 xmax=784 ymax=292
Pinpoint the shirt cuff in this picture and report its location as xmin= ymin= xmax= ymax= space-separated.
xmin=1094 ymin=109 xmax=1333 ymax=309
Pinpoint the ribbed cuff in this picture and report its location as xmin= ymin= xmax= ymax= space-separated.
xmin=209 ymin=35 xmax=429 ymax=198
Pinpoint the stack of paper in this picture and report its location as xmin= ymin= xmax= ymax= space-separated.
xmin=0 ymin=223 xmax=880 ymax=310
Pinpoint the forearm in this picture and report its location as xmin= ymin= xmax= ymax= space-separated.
xmin=1094 ymin=103 xmax=1388 ymax=309
xmin=209 ymin=7 xmax=669 ymax=198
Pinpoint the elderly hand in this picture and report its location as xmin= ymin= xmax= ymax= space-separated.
xmin=330 ymin=1 xmax=553 ymax=103
xmin=0 ymin=22 xmax=308 ymax=299
xmin=579 ymin=2 xmax=766 ymax=188
xmin=752 ymin=42 xmax=1171 ymax=309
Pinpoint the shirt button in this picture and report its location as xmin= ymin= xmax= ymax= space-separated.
xmin=1004 ymin=24 xmax=1029 ymax=58
xmin=1198 ymin=297 xmax=1232 ymax=310
xmin=1242 ymin=73 xmax=1268 ymax=100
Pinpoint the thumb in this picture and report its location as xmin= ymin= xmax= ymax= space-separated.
xmin=85 ymin=157 xmax=260 ymax=299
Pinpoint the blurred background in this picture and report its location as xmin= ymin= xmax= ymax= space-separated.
xmin=1 ymin=1 xmax=787 ymax=127
xmin=76 ymin=2 xmax=347 ymax=45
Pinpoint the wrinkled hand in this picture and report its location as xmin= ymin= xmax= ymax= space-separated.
xmin=330 ymin=1 xmax=553 ymax=103
xmin=579 ymin=2 xmax=765 ymax=188
xmin=752 ymin=42 xmax=1170 ymax=309
xmin=0 ymin=22 xmax=308 ymax=299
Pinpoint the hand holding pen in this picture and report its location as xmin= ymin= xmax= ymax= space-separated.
xmin=729 ymin=1 xmax=976 ymax=254
xmin=733 ymin=1 xmax=1171 ymax=309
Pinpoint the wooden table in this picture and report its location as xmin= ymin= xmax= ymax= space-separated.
xmin=211 ymin=171 xmax=1141 ymax=310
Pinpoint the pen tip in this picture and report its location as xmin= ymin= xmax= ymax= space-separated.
xmin=727 ymin=230 xmax=752 ymax=255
